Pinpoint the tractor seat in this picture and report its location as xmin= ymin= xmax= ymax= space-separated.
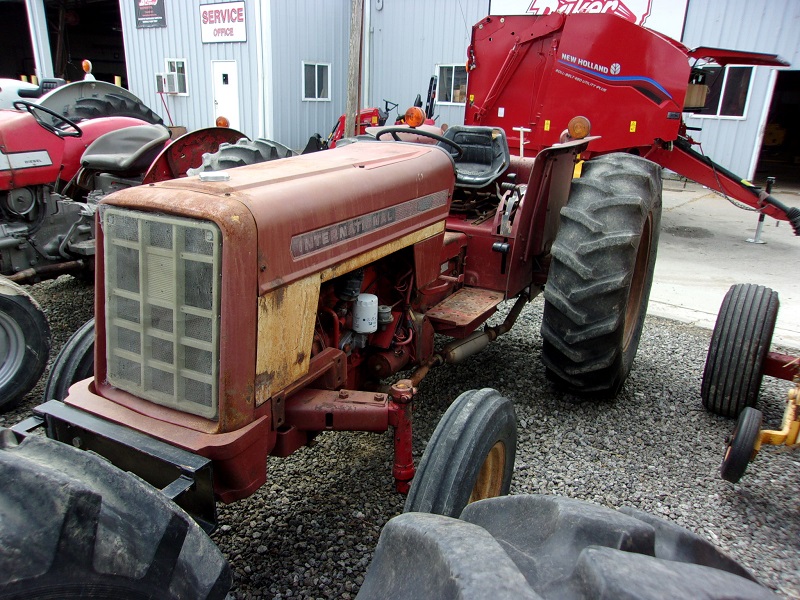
xmin=81 ymin=124 xmax=171 ymax=173
xmin=440 ymin=126 xmax=510 ymax=189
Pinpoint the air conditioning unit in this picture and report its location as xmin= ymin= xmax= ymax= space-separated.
xmin=155 ymin=72 xmax=178 ymax=94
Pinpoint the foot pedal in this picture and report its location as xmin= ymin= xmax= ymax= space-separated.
xmin=426 ymin=287 xmax=505 ymax=337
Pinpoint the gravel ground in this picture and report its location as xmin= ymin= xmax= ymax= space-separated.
xmin=3 ymin=276 xmax=798 ymax=599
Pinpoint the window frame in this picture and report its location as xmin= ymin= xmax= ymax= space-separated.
xmin=436 ymin=64 xmax=468 ymax=105
xmin=302 ymin=61 xmax=331 ymax=102
xmin=164 ymin=58 xmax=188 ymax=96
xmin=689 ymin=64 xmax=754 ymax=121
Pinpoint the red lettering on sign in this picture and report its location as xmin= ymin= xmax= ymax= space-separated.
xmin=201 ymin=4 xmax=244 ymax=28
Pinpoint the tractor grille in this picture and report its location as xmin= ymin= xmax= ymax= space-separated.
xmin=102 ymin=207 xmax=221 ymax=419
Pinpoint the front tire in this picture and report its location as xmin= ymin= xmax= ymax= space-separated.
xmin=541 ymin=153 xmax=662 ymax=397
xmin=0 ymin=278 xmax=50 ymax=411
xmin=720 ymin=407 xmax=762 ymax=483
xmin=701 ymin=284 xmax=778 ymax=417
xmin=43 ymin=318 xmax=94 ymax=402
xmin=0 ymin=428 xmax=231 ymax=598
xmin=404 ymin=388 xmax=516 ymax=518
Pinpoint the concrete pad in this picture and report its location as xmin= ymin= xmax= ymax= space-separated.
xmin=649 ymin=178 xmax=800 ymax=350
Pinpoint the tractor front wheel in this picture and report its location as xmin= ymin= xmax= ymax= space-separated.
xmin=404 ymin=388 xmax=516 ymax=518
xmin=43 ymin=318 xmax=94 ymax=402
xmin=702 ymin=284 xmax=778 ymax=418
xmin=720 ymin=407 xmax=762 ymax=483
xmin=541 ymin=153 xmax=662 ymax=397
xmin=0 ymin=278 xmax=50 ymax=411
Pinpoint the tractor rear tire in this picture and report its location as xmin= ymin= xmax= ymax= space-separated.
xmin=720 ymin=407 xmax=762 ymax=483
xmin=0 ymin=428 xmax=231 ymax=599
xmin=360 ymin=495 xmax=772 ymax=600
xmin=43 ymin=318 xmax=94 ymax=402
xmin=0 ymin=278 xmax=50 ymax=412
xmin=186 ymin=137 xmax=296 ymax=174
xmin=404 ymin=388 xmax=516 ymax=518
xmin=70 ymin=93 xmax=163 ymax=124
xmin=541 ymin=153 xmax=662 ymax=397
xmin=701 ymin=284 xmax=778 ymax=417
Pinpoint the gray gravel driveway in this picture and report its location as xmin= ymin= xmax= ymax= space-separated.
xmin=2 ymin=276 xmax=797 ymax=599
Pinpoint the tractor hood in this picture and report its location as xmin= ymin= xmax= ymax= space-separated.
xmin=99 ymin=141 xmax=456 ymax=295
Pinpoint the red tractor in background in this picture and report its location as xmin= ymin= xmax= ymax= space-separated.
xmin=464 ymin=13 xmax=800 ymax=233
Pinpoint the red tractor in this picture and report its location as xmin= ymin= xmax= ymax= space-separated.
xmin=5 ymin=97 xmax=662 ymax=592
xmin=0 ymin=81 xmax=289 ymax=409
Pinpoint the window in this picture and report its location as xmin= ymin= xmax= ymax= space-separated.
xmin=693 ymin=65 xmax=753 ymax=118
xmin=165 ymin=58 xmax=188 ymax=95
xmin=438 ymin=64 xmax=468 ymax=104
xmin=303 ymin=62 xmax=330 ymax=101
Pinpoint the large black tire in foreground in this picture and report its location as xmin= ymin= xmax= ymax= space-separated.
xmin=358 ymin=495 xmax=775 ymax=599
xmin=0 ymin=278 xmax=50 ymax=411
xmin=0 ymin=428 xmax=230 ymax=598
xmin=542 ymin=153 xmax=662 ymax=397
xmin=43 ymin=317 xmax=95 ymax=402
xmin=404 ymin=389 xmax=516 ymax=518
xmin=702 ymin=284 xmax=779 ymax=417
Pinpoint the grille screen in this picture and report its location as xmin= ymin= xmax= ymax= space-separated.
xmin=103 ymin=207 xmax=221 ymax=419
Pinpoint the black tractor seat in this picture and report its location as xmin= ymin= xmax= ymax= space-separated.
xmin=439 ymin=126 xmax=510 ymax=189
xmin=81 ymin=124 xmax=171 ymax=173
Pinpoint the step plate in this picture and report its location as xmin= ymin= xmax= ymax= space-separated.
xmin=426 ymin=287 xmax=505 ymax=336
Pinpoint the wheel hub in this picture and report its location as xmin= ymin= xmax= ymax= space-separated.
xmin=468 ymin=441 xmax=506 ymax=503
xmin=0 ymin=311 xmax=25 ymax=389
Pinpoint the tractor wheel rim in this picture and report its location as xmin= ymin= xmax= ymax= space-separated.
xmin=0 ymin=311 xmax=25 ymax=389
xmin=468 ymin=441 xmax=506 ymax=504
xmin=623 ymin=215 xmax=653 ymax=352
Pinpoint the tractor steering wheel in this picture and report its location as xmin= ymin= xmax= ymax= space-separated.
xmin=374 ymin=127 xmax=463 ymax=159
xmin=13 ymin=100 xmax=83 ymax=138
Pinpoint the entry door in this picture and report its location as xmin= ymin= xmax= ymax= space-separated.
xmin=212 ymin=61 xmax=240 ymax=130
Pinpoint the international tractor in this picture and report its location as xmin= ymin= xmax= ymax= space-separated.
xmin=2 ymin=11 xmax=790 ymax=597
xmin=4 ymin=92 xmax=662 ymax=593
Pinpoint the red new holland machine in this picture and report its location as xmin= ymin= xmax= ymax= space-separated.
xmin=464 ymin=12 xmax=799 ymax=233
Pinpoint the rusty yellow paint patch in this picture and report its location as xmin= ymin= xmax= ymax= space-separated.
xmin=255 ymin=275 xmax=320 ymax=405
xmin=254 ymin=222 xmax=444 ymax=406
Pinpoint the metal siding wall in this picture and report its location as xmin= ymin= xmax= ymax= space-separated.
xmin=368 ymin=0 xmax=488 ymax=128
xmin=119 ymin=0 xmax=262 ymax=137
xmin=682 ymin=0 xmax=799 ymax=178
xmin=270 ymin=0 xmax=350 ymax=150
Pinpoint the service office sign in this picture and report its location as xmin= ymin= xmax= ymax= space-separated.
xmin=200 ymin=1 xmax=247 ymax=43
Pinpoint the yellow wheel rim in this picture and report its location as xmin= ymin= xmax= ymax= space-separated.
xmin=468 ymin=441 xmax=506 ymax=504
